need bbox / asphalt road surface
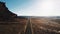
[24,18,33,34]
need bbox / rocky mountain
[0,2,17,21]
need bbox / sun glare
[15,0,56,16]
[39,1,54,16]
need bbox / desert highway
[24,17,33,34]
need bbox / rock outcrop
[0,2,17,21]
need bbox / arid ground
[0,16,60,34]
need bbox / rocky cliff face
[0,2,17,21]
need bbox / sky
[1,0,60,16]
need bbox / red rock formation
[0,2,17,21]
